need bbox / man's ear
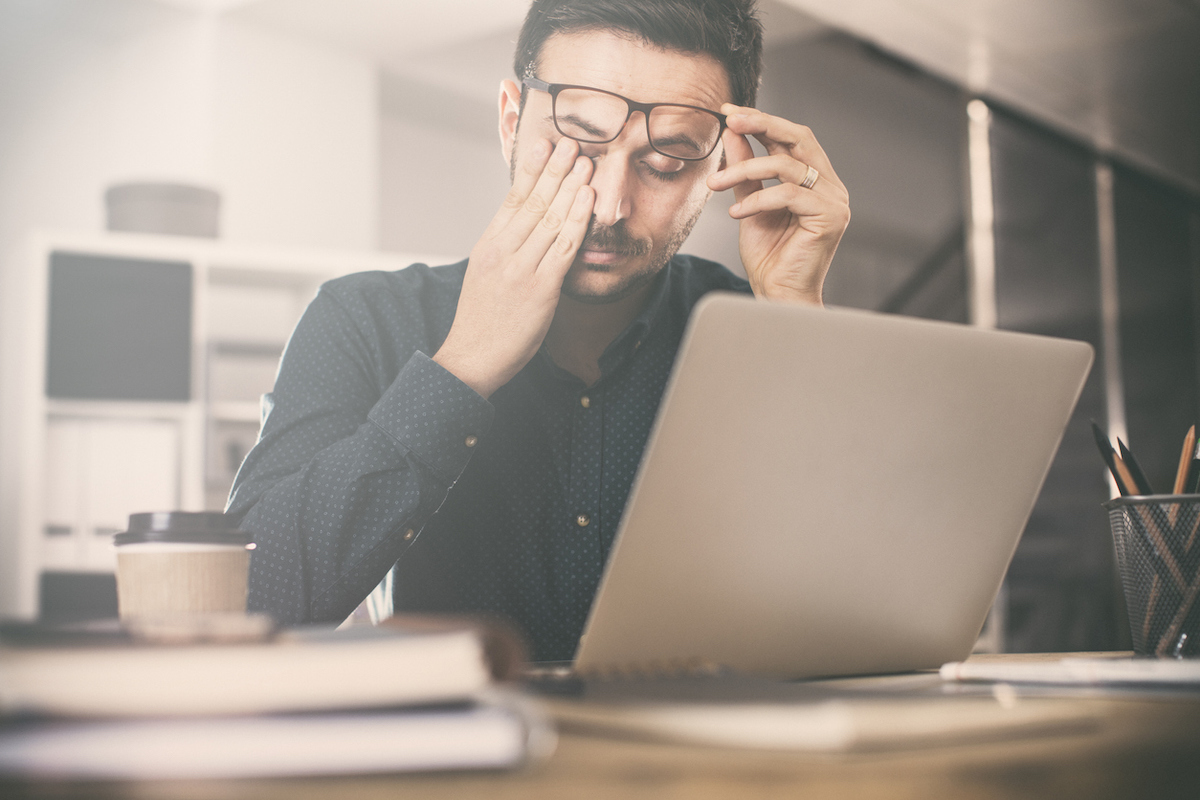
[498,79,522,168]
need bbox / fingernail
[573,157,588,173]
[730,202,741,213]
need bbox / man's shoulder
[309,259,468,322]
[319,259,469,302]
[298,259,469,348]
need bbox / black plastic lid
[113,511,251,546]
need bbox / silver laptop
[574,294,1093,679]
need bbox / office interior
[0,0,1198,660]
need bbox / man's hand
[706,105,850,306]
[434,138,595,398]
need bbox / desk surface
[6,655,1200,800]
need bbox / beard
[561,206,704,305]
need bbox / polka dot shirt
[228,255,751,661]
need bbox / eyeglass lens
[553,87,721,160]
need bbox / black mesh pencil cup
[1106,496,1200,657]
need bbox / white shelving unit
[0,229,445,620]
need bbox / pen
[1090,421,1127,495]
[1187,439,1200,495]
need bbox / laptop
[572,294,1093,679]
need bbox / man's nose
[587,153,633,227]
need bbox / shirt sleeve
[226,284,493,625]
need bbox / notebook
[573,294,1093,679]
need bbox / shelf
[2,229,446,619]
[209,402,263,423]
[45,399,192,420]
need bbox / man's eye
[643,155,686,181]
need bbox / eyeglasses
[522,77,726,162]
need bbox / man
[228,0,850,661]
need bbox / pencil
[1118,439,1155,495]
[1168,425,1196,527]
[1112,453,1141,500]
[1173,425,1196,495]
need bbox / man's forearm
[227,324,494,625]
[232,422,455,624]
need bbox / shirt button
[464,435,478,448]
[576,514,591,528]
[403,528,415,542]
[580,395,591,409]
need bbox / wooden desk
[6,656,1200,800]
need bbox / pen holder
[1105,496,1200,657]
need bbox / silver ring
[800,164,819,190]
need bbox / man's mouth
[578,248,623,265]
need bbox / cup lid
[114,511,252,546]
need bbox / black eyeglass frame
[522,77,727,162]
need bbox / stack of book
[0,617,552,780]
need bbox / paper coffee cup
[115,512,255,621]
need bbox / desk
[5,655,1200,800]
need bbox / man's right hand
[433,137,595,399]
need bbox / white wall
[379,110,506,261]
[0,1,378,251]
[212,19,379,248]
[0,0,380,617]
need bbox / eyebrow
[556,112,608,140]
[648,133,704,156]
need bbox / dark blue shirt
[228,254,751,660]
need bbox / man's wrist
[432,345,502,400]
[749,279,824,307]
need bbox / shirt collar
[595,259,676,376]
[529,257,680,387]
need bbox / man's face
[502,30,731,304]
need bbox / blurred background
[0,0,1197,654]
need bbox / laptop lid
[574,294,1094,679]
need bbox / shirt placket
[556,385,606,621]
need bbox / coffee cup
[114,512,255,621]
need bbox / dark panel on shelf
[46,252,192,401]
[38,571,118,624]
[989,110,1119,652]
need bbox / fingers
[709,152,829,197]
[538,184,595,285]
[719,127,761,205]
[727,181,850,235]
[719,104,847,196]
[494,138,588,252]
[476,134,595,282]
[484,137,553,238]
[516,156,595,272]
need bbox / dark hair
[514,0,763,108]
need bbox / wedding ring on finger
[800,164,820,190]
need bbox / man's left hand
[706,105,850,306]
